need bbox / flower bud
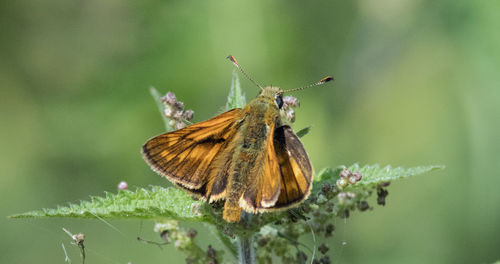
[186,229,198,239]
[163,92,177,105]
[283,96,299,108]
[336,178,348,188]
[168,120,176,128]
[377,188,389,206]
[183,110,194,121]
[319,243,329,254]
[163,107,173,118]
[339,169,351,179]
[358,200,370,211]
[174,101,184,111]
[207,245,217,260]
[173,110,184,120]
[321,182,332,195]
[118,181,128,191]
[285,109,295,123]
[348,176,357,184]
[175,122,186,130]
[325,224,335,237]
[352,171,362,181]
[73,233,85,245]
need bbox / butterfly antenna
[282,76,334,93]
[227,55,263,90]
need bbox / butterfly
[142,55,333,222]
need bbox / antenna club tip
[226,55,239,65]
[320,76,334,83]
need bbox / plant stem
[237,234,254,264]
[237,213,255,264]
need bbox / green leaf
[225,70,246,110]
[314,164,443,190]
[10,186,208,221]
[348,163,443,186]
[315,167,342,181]
[209,225,238,258]
[295,126,311,138]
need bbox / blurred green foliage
[1,0,499,263]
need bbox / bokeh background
[1,0,499,263]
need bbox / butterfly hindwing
[142,108,242,199]
[240,125,312,212]
[240,123,282,212]
[272,125,313,209]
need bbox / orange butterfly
[142,56,333,222]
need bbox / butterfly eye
[275,95,284,109]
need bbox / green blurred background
[1,0,499,263]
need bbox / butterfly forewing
[142,109,242,195]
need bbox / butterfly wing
[239,123,282,212]
[142,109,242,200]
[240,125,312,212]
[271,125,313,209]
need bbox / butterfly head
[260,86,285,109]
